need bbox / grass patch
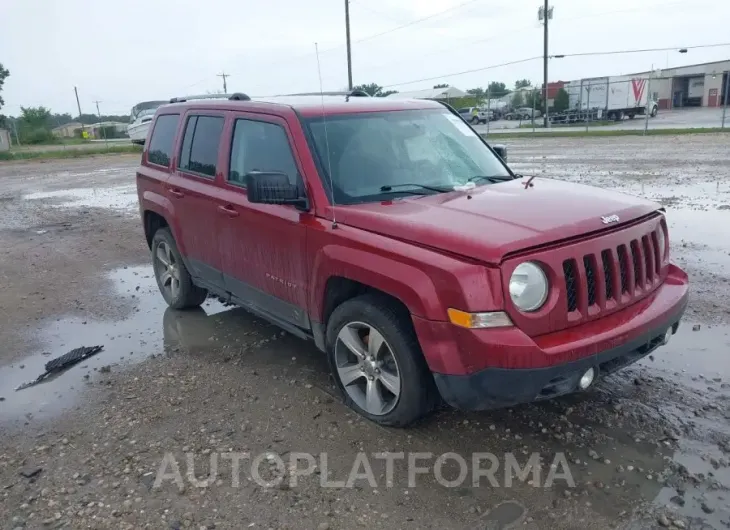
[0,144,142,161]
[482,127,730,139]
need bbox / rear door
[215,113,310,329]
[166,111,227,290]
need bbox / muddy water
[22,184,139,212]
[0,267,228,426]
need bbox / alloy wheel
[335,321,401,416]
[154,241,181,300]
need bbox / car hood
[334,177,660,264]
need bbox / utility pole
[217,72,229,93]
[539,2,553,128]
[74,86,86,138]
[722,70,729,129]
[643,66,653,136]
[345,0,353,90]
[94,100,108,147]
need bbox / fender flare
[310,244,445,322]
[141,191,185,254]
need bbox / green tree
[511,91,524,108]
[553,88,570,112]
[18,106,54,144]
[433,83,449,89]
[487,82,508,98]
[0,62,9,110]
[466,87,486,99]
[352,83,398,97]
[515,79,531,89]
[524,90,545,111]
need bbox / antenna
[315,42,337,229]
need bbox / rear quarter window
[147,114,180,167]
[179,115,224,178]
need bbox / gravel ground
[0,136,729,530]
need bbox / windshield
[130,101,167,122]
[305,109,511,205]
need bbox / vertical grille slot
[617,245,630,294]
[563,259,578,312]
[630,239,643,288]
[601,250,615,300]
[642,235,655,282]
[651,230,662,275]
[583,255,597,306]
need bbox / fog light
[579,368,595,390]
[662,328,673,345]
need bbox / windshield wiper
[379,183,451,193]
[467,175,513,184]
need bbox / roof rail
[282,90,371,98]
[169,92,251,103]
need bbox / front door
[166,112,227,290]
[216,113,310,330]
[708,89,719,107]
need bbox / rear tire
[151,228,208,309]
[628,113,635,119]
[651,106,658,117]
[326,294,436,427]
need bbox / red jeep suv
[136,91,688,427]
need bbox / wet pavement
[1,140,729,529]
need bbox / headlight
[509,262,549,312]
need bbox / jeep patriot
[136,91,689,426]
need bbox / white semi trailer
[578,76,658,120]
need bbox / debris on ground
[14,346,104,391]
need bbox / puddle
[22,185,139,212]
[640,324,730,382]
[0,266,230,427]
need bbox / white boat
[127,100,167,144]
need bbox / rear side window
[179,115,224,178]
[228,119,298,187]
[147,114,179,167]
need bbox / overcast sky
[1,0,729,116]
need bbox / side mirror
[492,144,507,162]
[245,171,308,209]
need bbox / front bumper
[434,313,682,410]
[415,265,689,410]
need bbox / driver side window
[228,119,299,188]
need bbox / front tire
[326,295,435,427]
[151,228,208,309]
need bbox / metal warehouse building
[633,59,730,110]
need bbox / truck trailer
[561,76,658,121]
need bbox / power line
[216,0,484,84]
[352,0,483,44]
[349,0,409,24]
[382,56,543,88]
[378,40,730,90]
[552,42,730,59]
[325,0,693,86]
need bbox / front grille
[583,255,597,306]
[618,245,630,293]
[563,260,578,312]
[601,250,614,300]
[562,227,663,315]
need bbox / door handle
[217,205,240,218]
[168,188,184,198]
